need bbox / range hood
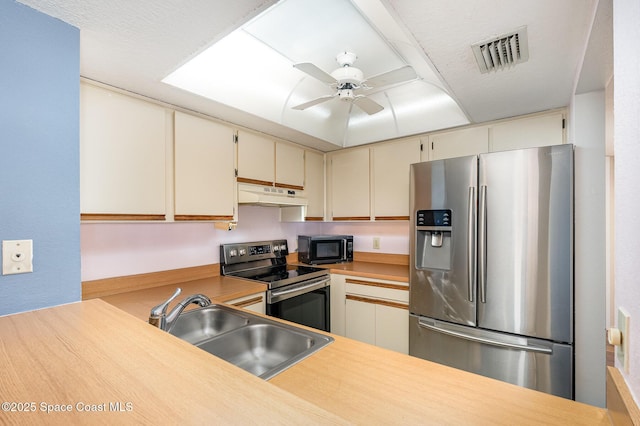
[237,183,308,207]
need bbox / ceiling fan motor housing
[331,66,364,86]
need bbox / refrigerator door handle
[417,318,553,354]
[478,185,487,303]
[467,187,476,302]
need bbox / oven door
[266,276,330,332]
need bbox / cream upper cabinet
[490,111,565,152]
[80,83,167,220]
[275,142,305,189]
[426,126,489,161]
[304,150,325,220]
[329,147,370,220]
[174,111,235,220]
[372,138,421,220]
[237,131,275,186]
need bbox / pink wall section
[81,205,410,281]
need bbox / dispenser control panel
[416,209,452,227]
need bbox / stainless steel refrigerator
[408,144,574,399]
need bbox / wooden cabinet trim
[275,183,304,191]
[81,213,166,221]
[374,216,410,221]
[333,217,371,221]
[345,278,408,291]
[304,217,324,221]
[237,177,274,187]
[231,296,264,308]
[346,294,408,310]
[175,215,234,221]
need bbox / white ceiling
[17,0,611,152]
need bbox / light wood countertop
[0,299,346,424]
[100,275,266,321]
[270,335,609,425]
[323,261,409,282]
[38,262,609,424]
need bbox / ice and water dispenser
[415,209,452,270]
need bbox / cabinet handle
[346,294,408,310]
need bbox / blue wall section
[0,0,81,314]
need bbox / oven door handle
[268,277,330,304]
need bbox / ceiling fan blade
[364,65,417,88]
[292,94,336,110]
[353,96,384,115]
[293,63,337,84]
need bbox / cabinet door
[275,142,304,189]
[174,112,235,220]
[330,148,370,220]
[330,274,346,336]
[373,139,421,220]
[237,131,275,186]
[345,298,376,345]
[305,150,325,220]
[80,83,166,219]
[490,112,565,152]
[376,304,409,354]
[226,293,266,315]
[428,126,489,161]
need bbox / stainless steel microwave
[297,235,353,265]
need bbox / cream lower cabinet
[330,274,347,336]
[225,292,266,315]
[343,277,409,354]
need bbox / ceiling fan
[292,51,417,115]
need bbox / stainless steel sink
[168,306,249,344]
[167,304,333,380]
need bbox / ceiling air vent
[471,26,529,73]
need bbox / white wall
[81,205,321,281]
[571,90,607,406]
[613,0,640,403]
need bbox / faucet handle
[149,287,182,318]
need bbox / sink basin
[168,306,249,344]
[167,304,333,380]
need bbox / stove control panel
[220,239,288,265]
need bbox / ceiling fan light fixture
[338,89,355,101]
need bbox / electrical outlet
[617,307,631,373]
[2,240,33,275]
[373,237,380,250]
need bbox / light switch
[2,239,33,275]
[617,307,630,374]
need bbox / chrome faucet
[149,288,211,331]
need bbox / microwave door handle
[343,239,347,261]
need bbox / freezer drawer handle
[417,318,553,354]
[467,186,476,302]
